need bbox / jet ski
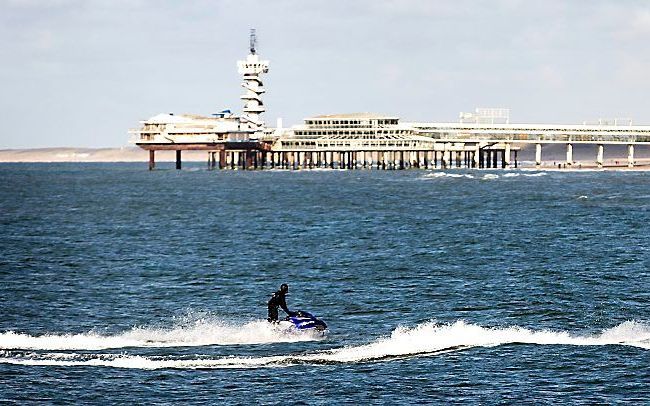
[280,310,327,332]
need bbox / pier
[130,31,650,171]
[140,141,272,171]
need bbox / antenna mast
[249,28,257,54]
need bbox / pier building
[130,29,272,170]
[131,31,650,170]
[272,113,513,170]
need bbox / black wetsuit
[267,290,291,322]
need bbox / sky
[1,0,650,148]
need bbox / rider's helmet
[280,283,289,293]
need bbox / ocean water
[1,163,649,404]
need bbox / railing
[418,130,650,143]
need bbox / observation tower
[237,29,269,135]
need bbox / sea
[1,162,649,404]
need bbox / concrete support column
[535,143,542,168]
[492,150,498,168]
[628,144,635,168]
[514,150,518,168]
[246,151,254,170]
[219,150,226,169]
[566,143,573,167]
[175,150,182,170]
[148,150,155,171]
[596,144,604,169]
[473,146,480,168]
[504,143,511,168]
[207,152,213,170]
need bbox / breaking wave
[0,317,323,351]
[1,320,647,370]
[422,172,547,180]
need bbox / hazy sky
[2,0,650,148]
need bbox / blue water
[1,163,649,404]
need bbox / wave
[423,172,475,179]
[422,172,547,181]
[0,318,323,351]
[1,320,647,370]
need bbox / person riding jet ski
[267,283,296,323]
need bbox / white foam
[0,318,323,350]
[423,172,475,179]
[422,171,551,180]
[1,320,647,370]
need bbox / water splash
[1,320,647,370]
[0,317,323,350]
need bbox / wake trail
[1,320,648,370]
[0,317,323,351]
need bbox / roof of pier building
[304,113,401,127]
[142,113,238,124]
[310,113,398,120]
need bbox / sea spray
[0,317,323,351]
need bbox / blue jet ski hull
[284,310,327,331]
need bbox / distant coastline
[0,147,209,163]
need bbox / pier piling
[175,150,182,170]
